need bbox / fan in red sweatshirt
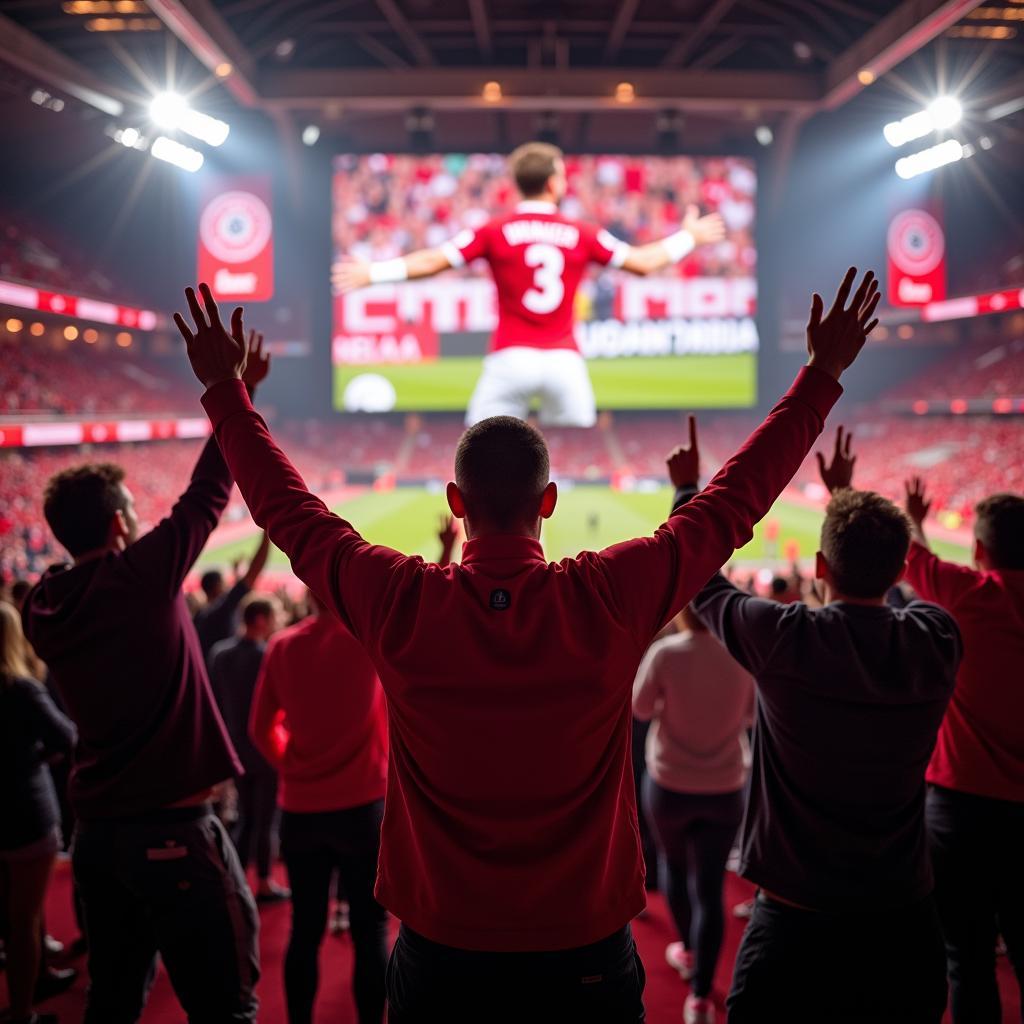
[176,272,878,955]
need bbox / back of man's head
[975,493,1024,570]
[43,463,127,558]
[242,594,276,629]
[454,416,550,532]
[821,489,911,599]
[200,570,224,599]
[508,142,563,198]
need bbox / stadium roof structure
[1,0,1023,173]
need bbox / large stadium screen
[331,153,758,413]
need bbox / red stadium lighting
[30,322,45,337]
[83,328,99,344]
[116,331,133,348]
[992,398,1013,414]
[912,400,929,415]
[950,399,968,414]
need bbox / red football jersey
[441,201,629,352]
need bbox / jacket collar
[460,534,546,566]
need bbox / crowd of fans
[0,216,120,301]
[0,270,1021,1024]
[332,153,757,284]
[886,333,1024,403]
[0,344,196,417]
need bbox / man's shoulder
[208,635,241,661]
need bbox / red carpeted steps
[21,858,1020,1022]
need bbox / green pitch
[199,486,969,571]
[333,354,757,411]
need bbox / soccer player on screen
[334,143,726,427]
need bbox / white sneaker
[665,941,695,980]
[684,994,716,1024]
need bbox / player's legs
[536,350,597,428]
[465,348,540,425]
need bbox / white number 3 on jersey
[522,243,565,314]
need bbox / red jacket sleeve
[121,433,233,599]
[904,540,981,610]
[595,366,842,643]
[201,379,412,642]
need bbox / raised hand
[816,425,856,493]
[683,205,726,247]
[173,283,247,389]
[806,268,881,381]
[242,329,271,393]
[331,257,372,295]
[905,476,932,531]
[666,415,700,489]
[437,513,459,566]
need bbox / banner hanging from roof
[198,176,274,302]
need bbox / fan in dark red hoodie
[173,272,880,1022]
[22,320,270,1024]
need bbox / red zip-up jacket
[201,366,841,952]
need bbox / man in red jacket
[903,479,1024,1023]
[173,271,879,1021]
[249,591,388,1024]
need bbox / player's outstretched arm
[332,249,453,293]
[618,206,726,276]
[175,284,407,642]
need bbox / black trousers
[386,923,646,1023]
[280,800,388,1024]
[233,769,278,879]
[728,893,947,1023]
[72,807,259,1024]
[927,784,1024,1024]
[642,776,743,997]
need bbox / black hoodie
[23,435,242,820]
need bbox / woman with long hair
[0,600,76,1024]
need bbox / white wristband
[663,229,696,264]
[368,258,408,284]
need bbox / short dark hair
[43,463,128,557]
[200,570,224,598]
[454,416,550,530]
[508,142,563,198]
[242,594,275,627]
[975,493,1024,569]
[821,489,911,599]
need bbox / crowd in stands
[0,216,122,301]
[0,344,197,417]
[886,333,1024,402]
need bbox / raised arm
[903,476,981,607]
[175,285,408,643]
[437,513,459,568]
[240,530,272,590]
[123,322,269,598]
[691,573,791,677]
[618,206,726,276]
[598,268,880,641]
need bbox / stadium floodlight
[883,96,962,148]
[301,124,320,146]
[151,135,204,172]
[149,90,230,147]
[894,138,964,180]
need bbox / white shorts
[465,347,597,428]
